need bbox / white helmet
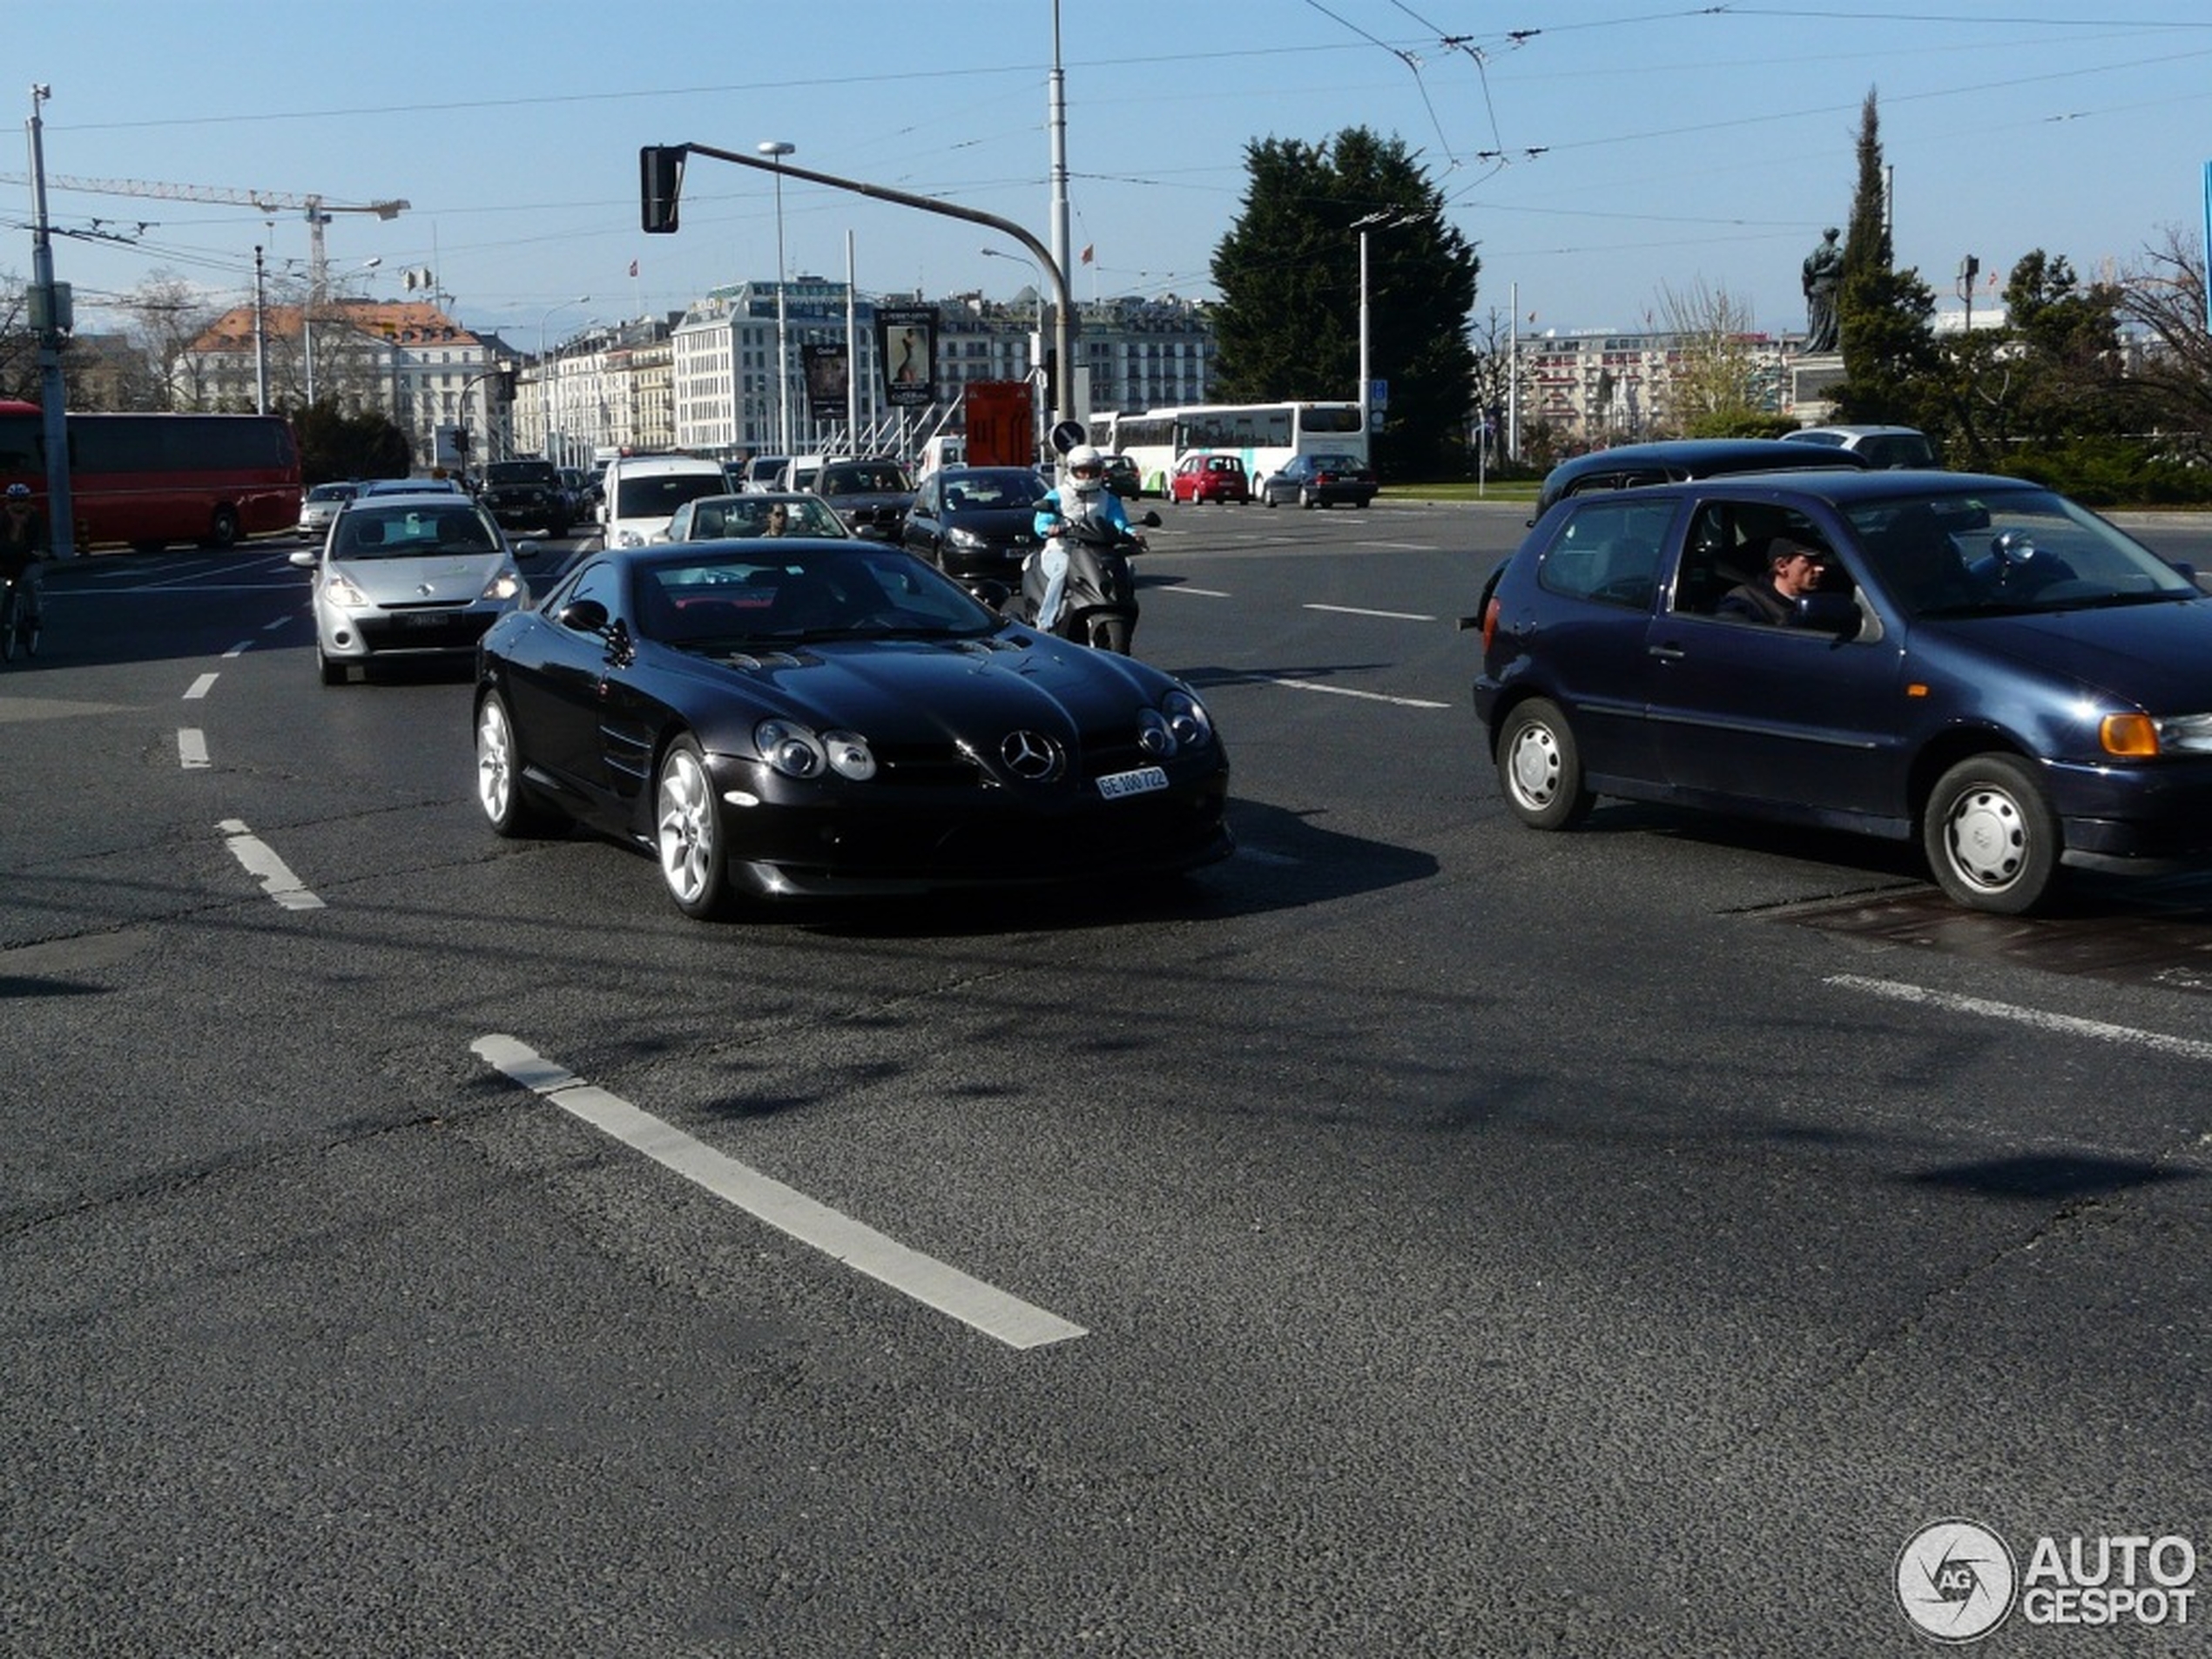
[1065,444,1104,496]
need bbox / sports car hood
[332,551,514,604]
[678,632,1170,743]
[1926,598,2212,709]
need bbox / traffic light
[640,145,687,233]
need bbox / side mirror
[287,549,316,570]
[556,597,610,635]
[1137,510,1163,529]
[512,538,543,561]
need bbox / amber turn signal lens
[2101,713,2160,757]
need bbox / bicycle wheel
[19,590,40,658]
[0,585,17,665]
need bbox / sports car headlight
[823,730,877,780]
[1161,688,1213,749]
[755,718,825,778]
[482,566,523,601]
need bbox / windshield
[680,496,848,539]
[1846,489,2198,620]
[487,462,555,483]
[821,463,912,495]
[940,470,1049,510]
[617,473,726,520]
[334,506,501,558]
[633,544,1001,645]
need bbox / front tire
[1495,698,1593,831]
[1923,753,2059,914]
[206,505,241,550]
[1087,614,1132,654]
[476,690,570,837]
[655,735,736,920]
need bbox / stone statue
[1802,227,1843,354]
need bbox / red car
[1169,454,1251,505]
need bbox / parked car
[472,536,1233,919]
[297,481,357,537]
[1102,453,1143,501]
[813,457,916,541]
[1169,454,1251,505]
[289,491,532,685]
[478,459,574,537]
[659,492,849,542]
[1258,452,1378,509]
[901,465,1054,586]
[1533,438,1869,519]
[1782,424,1939,469]
[598,454,729,549]
[1471,467,2212,914]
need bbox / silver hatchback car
[296,481,357,537]
[289,492,533,685]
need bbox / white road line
[1155,585,1232,598]
[262,616,290,631]
[184,673,219,699]
[1305,603,1436,622]
[1830,974,2212,1062]
[1268,676,1451,710]
[470,1035,1089,1352]
[178,729,210,769]
[217,818,325,910]
[225,639,255,655]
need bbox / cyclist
[1,482,50,658]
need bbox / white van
[597,455,728,548]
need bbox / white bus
[1089,401,1366,496]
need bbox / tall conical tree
[1834,90,1938,424]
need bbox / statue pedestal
[1791,354,1844,424]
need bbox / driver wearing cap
[1717,535,1827,625]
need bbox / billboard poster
[802,343,849,423]
[877,305,939,409]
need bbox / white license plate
[1096,765,1169,799]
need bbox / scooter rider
[1030,444,1130,631]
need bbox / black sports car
[474,537,1233,918]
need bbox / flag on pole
[1079,245,1094,265]
[628,259,639,278]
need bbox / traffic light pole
[639,143,1076,432]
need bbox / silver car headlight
[324,569,369,608]
[482,566,523,602]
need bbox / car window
[1538,499,1676,610]
[1675,502,1838,617]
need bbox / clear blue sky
[10,1,2211,355]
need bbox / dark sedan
[813,457,915,541]
[474,536,1232,919]
[1532,437,1869,518]
[1258,452,1378,509]
[1472,469,2212,914]
[901,466,1052,585]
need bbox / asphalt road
[3,501,2209,1656]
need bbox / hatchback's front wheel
[1923,753,2059,914]
[1495,698,1592,831]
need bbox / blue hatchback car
[1471,469,2212,914]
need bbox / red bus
[0,400,300,551]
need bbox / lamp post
[981,245,1049,459]
[759,139,796,456]
[537,295,590,464]
[306,256,380,406]
[1352,211,1417,444]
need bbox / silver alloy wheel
[1505,721,1562,811]
[476,697,518,825]
[657,745,717,907]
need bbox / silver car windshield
[334,508,499,558]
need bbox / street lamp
[1353,211,1418,443]
[759,139,795,456]
[307,256,380,406]
[538,295,590,465]
[981,245,1049,458]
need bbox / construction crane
[0,172,408,300]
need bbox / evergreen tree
[1832,91,1939,426]
[1210,127,1479,476]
